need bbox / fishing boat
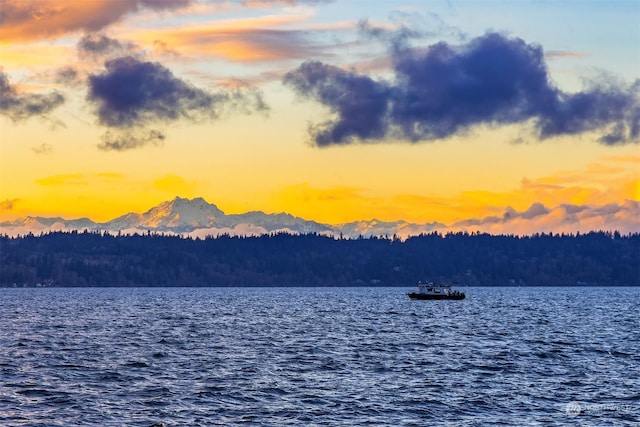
[407,281,465,300]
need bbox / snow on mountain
[225,211,334,234]
[0,216,100,236]
[106,196,225,231]
[0,198,440,238]
[2,198,637,238]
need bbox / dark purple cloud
[284,32,640,146]
[0,70,64,122]
[283,61,391,145]
[87,56,267,150]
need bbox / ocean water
[0,287,638,426]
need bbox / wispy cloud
[0,198,21,211]
[545,50,588,59]
[0,0,333,44]
[284,32,640,146]
[35,173,87,186]
[32,142,53,154]
[0,70,64,122]
[97,129,165,151]
[77,33,139,59]
[0,0,194,42]
[35,172,124,186]
[128,11,330,63]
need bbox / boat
[407,281,465,300]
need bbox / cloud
[356,11,463,48]
[0,70,64,122]
[521,178,563,190]
[357,18,424,50]
[87,56,268,149]
[237,0,333,6]
[54,66,81,85]
[77,34,139,59]
[0,0,332,44]
[283,61,392,145]
[88,56,266,127]
[97,129,165,151]
[132,12,326,63]
[449,200,640,235]
[284,32,640,146]
[32,142,54,154]
[545,50,588,59]
[0,198,21,211]
[0,0,194,42]
[152,40,180,57]
[35,173,86,186]
[35,172,125,186]
[521,202,549,219]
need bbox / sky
[0,0,639,235]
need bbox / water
[1,287,638,426]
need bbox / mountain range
[2,196,638,238]
[0,197,443,239]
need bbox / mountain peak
[1,197,448,238]
[109,197,225,231]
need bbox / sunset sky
[1,0,639,234]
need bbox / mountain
[4,197,635,238]
[226,211,334,234]
[0,216,101,235]
[0,197,340,237]
[106,197,225,232]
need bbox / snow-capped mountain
[106,197,225,231]
[0,197,336,237]
[0,196,443,238]
[226,211,333,234]
[3,197,636,238]
[0,216,101,235]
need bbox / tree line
[1,231,638,287]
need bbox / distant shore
[2,231,638,287]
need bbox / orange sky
[1,0,638,235]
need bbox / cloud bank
[449,200,640,236]
[0,70,64,122]
[0,0,194,42]
[87,56,268,150]
[284,32,640,146]
[0,0,332,43]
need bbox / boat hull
[407,292,465,300]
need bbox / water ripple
[0,287,638,426]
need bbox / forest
[1,231,638,287]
